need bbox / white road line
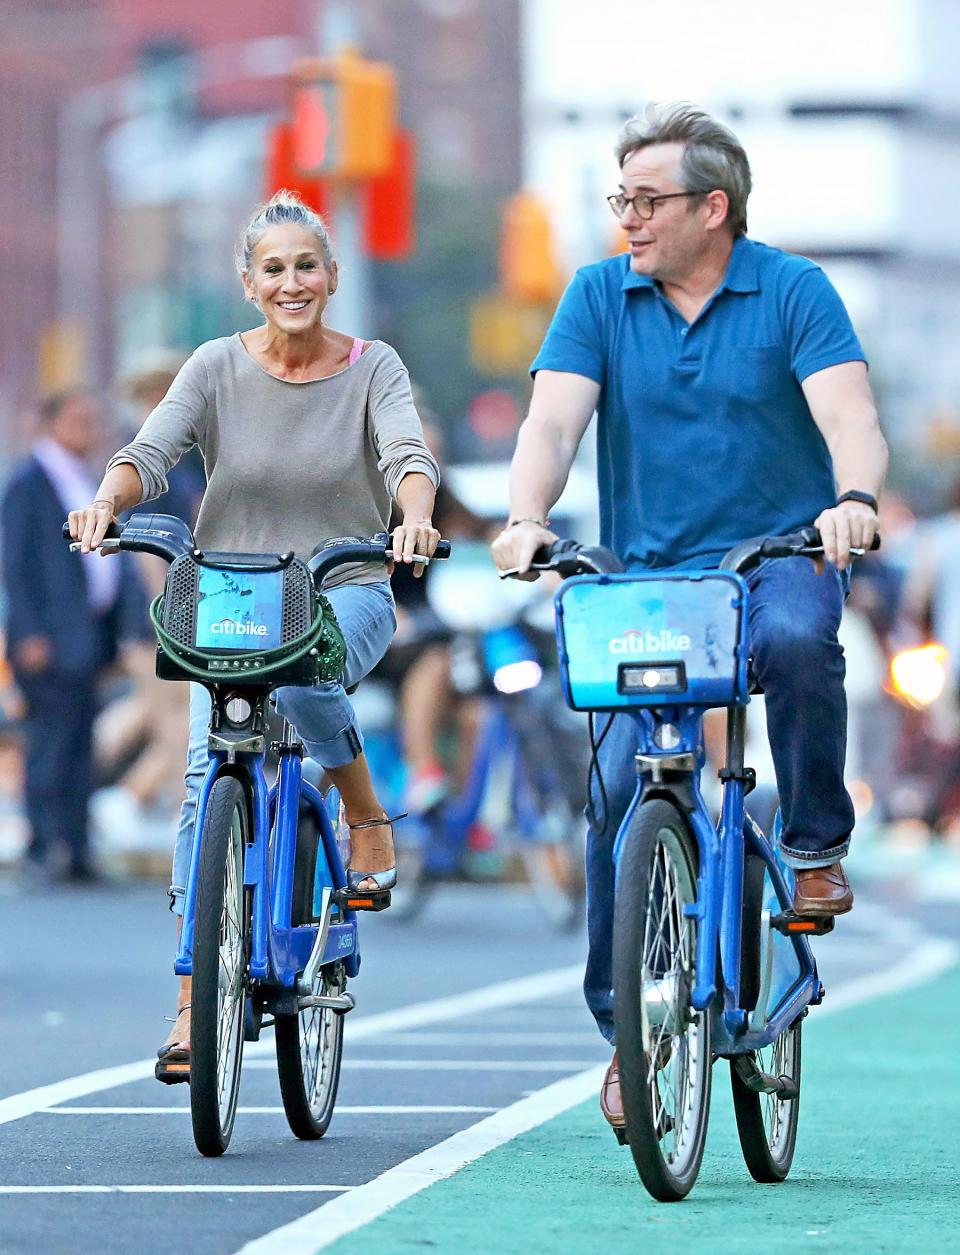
[40,1106,499,1116]
[355,1031,600,1046]
[235,1065,607,1255]
[235,931,960,1255]
[245,1058,600,1072]
[0,1185,351,1195]
[816,937,959,1017]
[0,963,582,1128]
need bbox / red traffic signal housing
[361,129,416,261]
[291,52,397,181]
[264,121,330,218]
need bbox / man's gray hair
[616,102,752,236]
[235,189,335,277]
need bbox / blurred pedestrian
[92,354,208,842]
[0,390,146,881]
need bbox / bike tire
[730,851,802,1182]
[511,709,586,932]
[190,775,249,1157]
[613,798,712,1201]
[276,963,345,1139]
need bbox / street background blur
[1,0,960,879]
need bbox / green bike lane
[317,958,960,1255]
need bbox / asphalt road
[0,845,957,1255]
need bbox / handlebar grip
[62,519,122,542]
[434,540,452,559]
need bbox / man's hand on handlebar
[813,500,879,573]
[491,519,558,582]
[67,500,121,556]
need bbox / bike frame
[611,700,821,1057]
[174,700,360,990]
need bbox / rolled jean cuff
[301,720,364,770]
[777,836,850,870]
[168,884,185,916]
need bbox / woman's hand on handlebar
[490,519,558,582]
[67,500,121,556]
[389,516,442,579]
[813,500,879,572]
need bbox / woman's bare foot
[344,813,396,890]
[160,1002,191,1054]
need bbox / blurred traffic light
[499,191,561,304]
[264,121,330,217]
[361,130,416,261]
[470,290,553,376]
[291,51,397,181]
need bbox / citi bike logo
[608,628,692,654]
[211,618,269,639]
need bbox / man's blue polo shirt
[531,235,866,570]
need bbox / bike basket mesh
[152,555,345,685]
[553,572,748,711]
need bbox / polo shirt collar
[620,235,759,294]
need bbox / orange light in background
[499,190,562,304]
[290,52,397,181]
[848,779,874,819]
[886,643,949,709]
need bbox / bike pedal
[334,888,392,913]
[771,911,836,937]
[154,1059,190,1085]
[612,1125,629,1147]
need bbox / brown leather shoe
[793,862,853,917]
[600,1051,625,1130]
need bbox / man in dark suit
[1,390,146,880]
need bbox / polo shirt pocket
[738,346,786,399]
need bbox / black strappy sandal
[155,1002,191,1085]
[341,813,406,911]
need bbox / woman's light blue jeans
[168,580,396,915]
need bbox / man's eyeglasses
[606,190,705,220]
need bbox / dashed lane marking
[0,963,582,1128]
[40,1106,499,1116]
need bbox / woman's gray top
[107,334,439,587]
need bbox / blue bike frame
[175,738,360,987]
[611,702,821,1057]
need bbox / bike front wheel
[276,963,345,1139]
[612,798,711,1201]
[190,775,249,1157]
[730,851,802,1181]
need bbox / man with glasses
[490,102,886,1136]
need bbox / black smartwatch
[836,490,878,513]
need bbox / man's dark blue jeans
[583,555,853,1044]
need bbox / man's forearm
[507,417,578,524]
[829,411,888,500]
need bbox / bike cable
[586,711,616,836]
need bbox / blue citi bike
[509,526,876,1201]
[66,513,449,1156]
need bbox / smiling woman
[66,189,442,1081]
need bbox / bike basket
[150,553,346,687]
[553,572,749,711]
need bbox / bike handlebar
[62,513,452,579]
[500,527,880,580]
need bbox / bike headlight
[224,694,253,726]
[493,660,543,694]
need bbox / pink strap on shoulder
[348,338,365,366]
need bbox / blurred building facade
[522,0,960,501]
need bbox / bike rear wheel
[276,963,345,1139]
[730,851,802,1182]
[613,798,711,1201]
[190,775,249,1157]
